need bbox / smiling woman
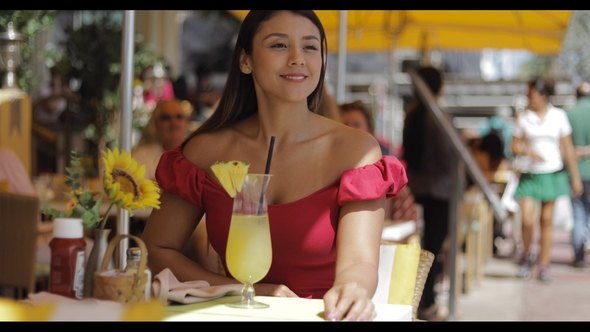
[141,10,408,322]
[239,13,323,108]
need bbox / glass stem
[241,282,255,304]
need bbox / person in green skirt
[511,76,583,283]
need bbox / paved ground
[436,223,590,321]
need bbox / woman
[133,99,192,180]
[512,76,583,283]
[142,10,407,321]
[340,100,393,156]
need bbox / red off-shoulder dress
[156,146,408,299]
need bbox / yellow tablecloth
[164,295,412,322]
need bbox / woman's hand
[254,283,299,297]
[528,149,544,162]
[323,282,377,322]
[572,178,584,198]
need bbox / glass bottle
[123,247,152,300]
[49,218,86,299]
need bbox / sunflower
[65,197,78,217]
[102,148,161,218]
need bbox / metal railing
[407,67,508,321]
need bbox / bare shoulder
[182,127,237,171]
[322,117,382,169]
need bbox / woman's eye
[305,45,319,51]
[271,43,287,49]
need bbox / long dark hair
[182,10,327,146]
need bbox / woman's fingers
[323,283,375,321]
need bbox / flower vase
[83,228,113,298]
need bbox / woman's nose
[289,48,305,66]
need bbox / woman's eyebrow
[302,35,320,42]
[262,33,320,42]
[262,32,287,41]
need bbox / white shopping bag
[500,171,520,214]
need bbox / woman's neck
[532,104,548,119]
[253,99,315,143]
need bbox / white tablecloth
[164,295,412,321]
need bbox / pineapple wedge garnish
[210,160,250,198]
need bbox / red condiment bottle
[49,218,86,299]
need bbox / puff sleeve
[337,155,408,206]
[155,146,207,207]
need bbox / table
[164,296,412,322]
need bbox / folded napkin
[372,242,420,305]
[152,268,242,305]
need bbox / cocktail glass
[225,173,273,309]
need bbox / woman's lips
[281,74,307,82]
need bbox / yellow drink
[226,214,272,284]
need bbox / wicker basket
[93,234,148,304]
[412,249,435,321]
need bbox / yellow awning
[228,10,572,55]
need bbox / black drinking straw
[258,136,275,214]
[264,136,276,174]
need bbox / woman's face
[527,86,547,111]
[241,11,322,106]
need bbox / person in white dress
[511,76,583,283]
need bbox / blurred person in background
[0,146,63,291]
[0,147,36,196]
[133,99,192,180]
[30,65,79,174]
[131,98,218,273]
[140,62,176,113]
[512,76,582,283]
[478,105,514,161]
[340,99,417,223]
[566,81,590,268]
[402,66,452,321]
[191,65,223,124]
[340,100,393,156]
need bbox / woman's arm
[574,145,590,160]
[511,135,523,156]
[561,134,583,197]
[512,135,543,161]
[141,190,239,285]
[323,197,385,322]
[322,136,385,322]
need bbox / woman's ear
[239,50,251,74]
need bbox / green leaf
[72,204,88,218]
[85,197,103,229]
[91,196,103,214]
[42,207,64,220]
[79,190,95,207]
[65,167,79,175]
[81,211,98,229]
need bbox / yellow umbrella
[228,10,572,55]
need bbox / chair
[0,192,40,299]
[373,240,434,321]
